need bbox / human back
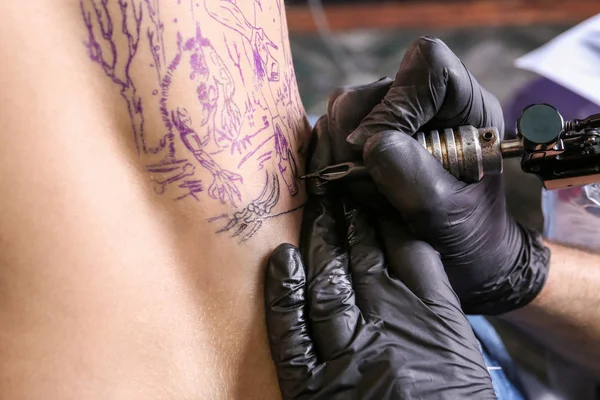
[0,0,308,398]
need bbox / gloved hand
[319,36,550,315]
[264,192,496,399]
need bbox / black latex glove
[319,36,550,315]
[264,192,496,399]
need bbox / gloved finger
[306,115,334,174]
[301,196,361,361]
[347,36,483,148]
[303,82,367,177]
[377,218,462,311]
[326,78,395,204]
[305,79,393,197]
[305,116,336,195]
[265,243,318,390]
[328,77,394,163]
[363,130,465,217]
[342,200,390,317]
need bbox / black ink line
[264,203,306,219]
[216,171,280,242]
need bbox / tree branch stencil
[81,0,169,156]
[171,107,243,207]
[81,1,246,206]
[144,0,166,82]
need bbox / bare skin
[503,241,600,379]
[0,0,309,398]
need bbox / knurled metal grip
[415,126,503,183]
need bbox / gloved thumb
[306,115,334,174]
[363,130,465,217]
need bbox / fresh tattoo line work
[80,0,305,241]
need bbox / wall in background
[289,24,571,116]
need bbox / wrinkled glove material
[265,195,497,399]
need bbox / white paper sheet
[514,14,600,107]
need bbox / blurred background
[285,0,599,116]
[284,1,600,398]
[285,0,600,240]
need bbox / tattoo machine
[301,104,600,190]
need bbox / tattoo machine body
[302,104,600,190]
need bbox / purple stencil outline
[81,0,306,237]
[145,0,166,82]
[204,0,300,197]
[81,0,175,156]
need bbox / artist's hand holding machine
[264,36,600,398]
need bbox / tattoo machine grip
[414,125,515,183]
[303,126,523,187]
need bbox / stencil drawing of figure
[205,0,298,196]
[179,26,244,151]
[171,107,243,207]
